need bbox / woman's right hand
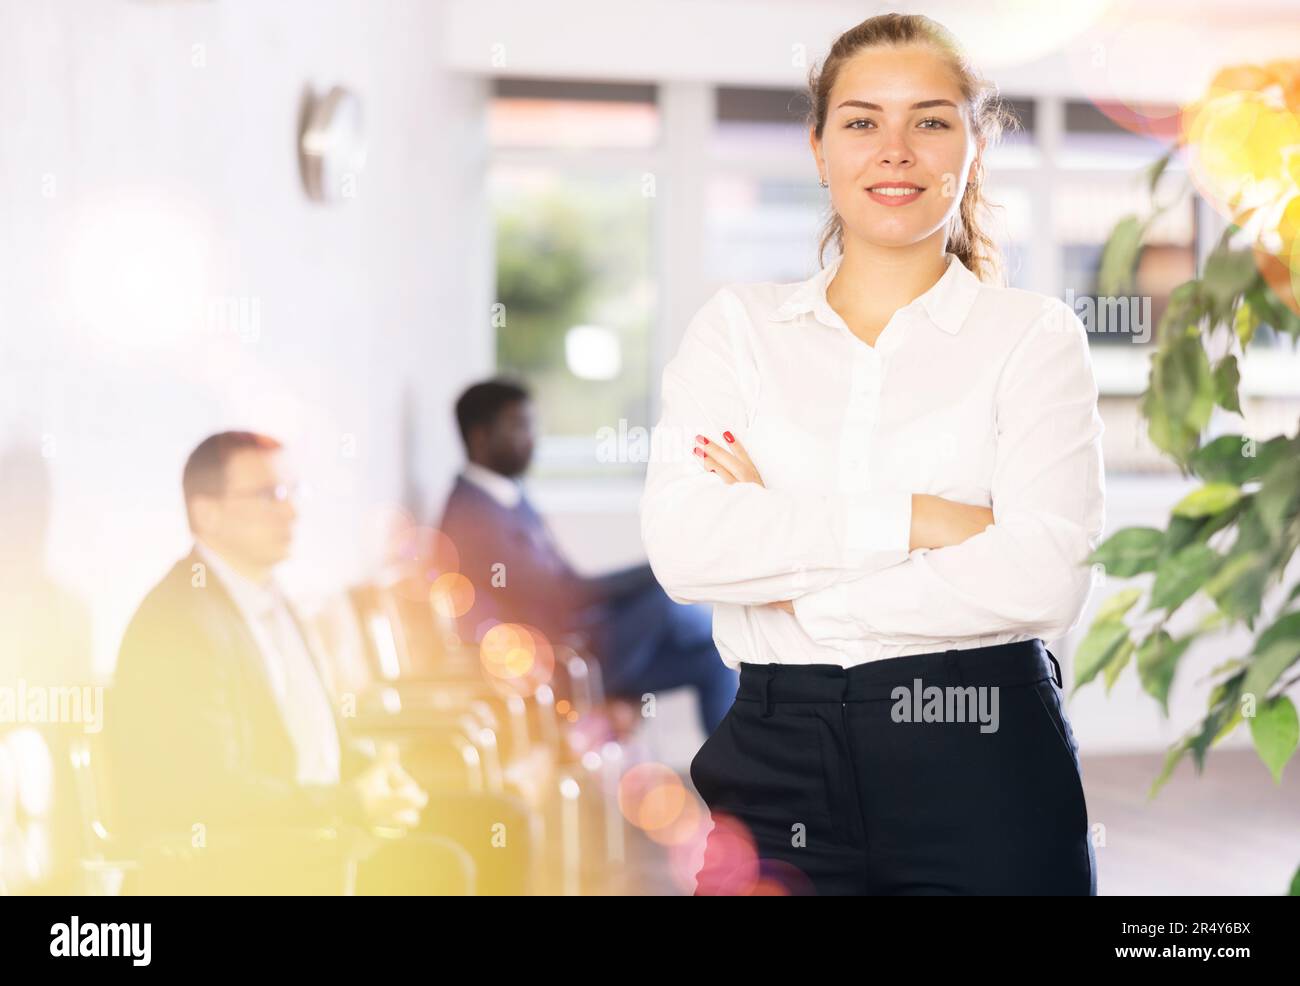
[910,494,994,551]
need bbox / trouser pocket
[1030,678,1090,839]
[690,701,837,843]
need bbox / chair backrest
[349,579,481,681]
[0,725,66,893]
[66,726,116,859]
[310,589,383,697]
[427,582,479,668]
[347,583,409,682]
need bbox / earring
[819,176,828,188]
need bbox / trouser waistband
[737,639,1061,713]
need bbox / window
[713,85,811,158]
[707,86,825,286]
[1060,99,1181,169]
[489,78,660,149]
[1056,174,1198,347]
[706,175,825,285]
[488,80,660,480]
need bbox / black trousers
[689,639,1096,895]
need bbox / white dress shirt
[638,251,1106,669]
[461,461,524,509]
[194,540,341,784]
[460,462,572,576]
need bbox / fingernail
[696,434,708,444]
[693,447,705,458]
[723,431,735,443]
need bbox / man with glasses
[108,431,478,893]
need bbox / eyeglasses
[221,481,306,504]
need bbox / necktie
[517,495,568,576]
[256,589,341,786]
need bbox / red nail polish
[696,434,708,444]
[693,447,705,458]
[723,431,735,443]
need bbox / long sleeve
[792,298,1106,644]
[639,287,913,607]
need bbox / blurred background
[1,0,1299,896]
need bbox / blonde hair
[806,12,1019,284]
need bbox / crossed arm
[792,301,1106,644]
[639,289,1105,645]
[639,288,915,607]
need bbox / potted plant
[1080,59,1300,894]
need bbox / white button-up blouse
[638,251,1106,669]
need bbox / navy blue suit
[437,473,737,733]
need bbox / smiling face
[811,43,980,251]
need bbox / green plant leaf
[1187,435,1248,483]
[1103,636,1134,694]
[1204,551,1268,621]
[1252,610,1300,662]
[1212,354,1242,415]
[1163,280,1204,326]
[1201,247,1259,310]
[1097,586,1144,622]
[1188,433,1290,485]
[1144,334,1216,462]
[1249,696,1298,783]
[1157,508,1238,561]
[1148,735,1192,799]
[1145,150,1173,197]
[1212,700,1244,745]
[1205,656,1248,678]
[1149,543,1219,613]
[1089,527,1163,576]
[1247,280,1300,342]
[1135,629,1192,715]
[1254,455,1300,537]
[1099,215,1144,298]
[1172,483,1242,518]
[1189,677,1246,770]
[1073,619,1132,694]
[1241,612,1300,701]
[1197,608,1231,634]
[1234,297,1260,348]
[1232,502,1271,554]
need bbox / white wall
[443,0,1300,98]
[0,0,493,677]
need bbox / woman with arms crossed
[640,13,1104,895]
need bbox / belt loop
[944,649,964,687]
[1046,649,1063,689]
[761,666,775,717]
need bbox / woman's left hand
[693,430,793,614]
